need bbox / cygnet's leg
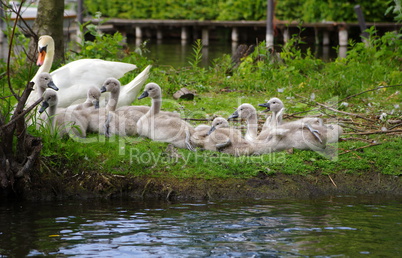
[216,139,232,151]
[185,128,195,151]
[305,123,322,143]
[104,113,112,138]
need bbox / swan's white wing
[117,65,152,107]
[50,59,136,89]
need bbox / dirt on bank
[16,169,402,201]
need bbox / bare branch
[294,93,377,122]
[338,84,402,104]
[2,96,42,130]
[339,143,381,155]
[6,0,27,101]
[344,129,402,135]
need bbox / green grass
[2,29,402,180]
[38,129,402,179]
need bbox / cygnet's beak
[258,102,270,112]
[39,100,49,113]
[138,91,149,100]
[228,110,239,119]
[207,126,217,135]
[47,80,59,91]
[100,86,107,93]
[94,100,100,109]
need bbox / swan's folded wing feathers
[50,59,136,89]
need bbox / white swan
[28,35,151,108]
[136,83,195,150]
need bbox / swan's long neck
[44,104,57,133]
[149,95,161,116]
[32,50,54,89]
[82,100,92,109]
[271,110,282,127]
[245,112,258,141]
[106,87,120,112]
[37,85,47,100]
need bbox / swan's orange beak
[36,46,47,66]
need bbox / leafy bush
[84,0,394,22]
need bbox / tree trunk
[29,0,65,65]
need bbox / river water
[1,195,401,257]
[133,39,339,68]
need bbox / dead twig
[389,123,402,130]
[339,143,381,155]
[338,84,402,104]
[295,93,377,123]
[341,137,377,143]
[328,175,337,188]
[344,129,402,135]
[183,118,212,122]
[316,101,376,123]
[6,0,25,101]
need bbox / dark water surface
[1,196,401,257]
[134,39,339,68]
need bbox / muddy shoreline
[17,169,402,201]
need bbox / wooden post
[354,5,369,41]
[77,0,83,24]
[135,26,143,40]
[314,27,320,45]
[181,27,188,42]
[156,29,163,40]
[231,27,239,42]
[339,46,347,59]
[323,30,330,46]
[202,27,209,46]
[74,0,84,43]
[283,28,289,43]
[338,26,348,46]
[120,30,127,44]
[266,0,274,47]
[0,5,4,44]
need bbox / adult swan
[28,35,150,108]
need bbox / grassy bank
[1,27,402,199]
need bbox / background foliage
[84,0,394,22]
